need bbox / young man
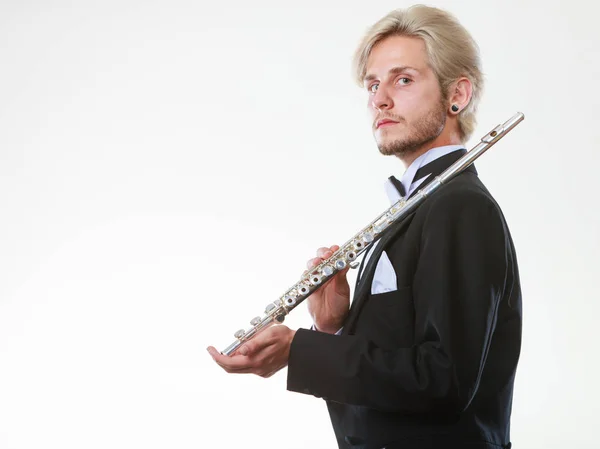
[208,5,522,449]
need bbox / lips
[376,119,399,129]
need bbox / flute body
[220,112,525,356]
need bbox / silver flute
[220,112,525,356]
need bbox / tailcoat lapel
[343,149,475,334]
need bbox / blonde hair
[352,5,484,141]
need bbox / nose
[371,85,393,111]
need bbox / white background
[1,0,599,448]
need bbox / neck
[399,122,463,168]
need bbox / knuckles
[307,245,338,270]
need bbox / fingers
[207,326,290,377]
[317,245,340,258]
[207,326,281,371]
[306,257,323,270]
[208,346,276,376]
[207,346,254,372]
[305,245,340,271]
[238,338,275,357]
[316,247,332,258]
[207,346,268,374]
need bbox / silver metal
[322,265,334,276]
[264,303,276,313]
[309,274,322,285]
[219,112,525,356]
[335,259,347,270]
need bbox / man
[208,5,522,449]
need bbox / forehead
[365,35,430,78]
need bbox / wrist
[286,328,297,357]
[313,322,342,334]
[288,328,297,342]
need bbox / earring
[451,104,459,112]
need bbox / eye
[397,77,412,86]
[368,83,379,94]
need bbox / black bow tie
[388,175,406,197]
[388,149,468,198]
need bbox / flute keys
[362,232,374,243]
[284,295,297,306]
[234,329,245,339]
[250,316,261,326]
[373,216,389,233]
[322,265,334,277]
[309,274,322,285]
[335,259,347,270]
[265,303,276,313]
[297,284,310,296]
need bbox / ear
[447,77,473,115]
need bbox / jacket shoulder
[416,172,503,224]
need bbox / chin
[376,131,403,147]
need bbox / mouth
[376,119,399,129]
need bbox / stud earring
[451,104,459,112]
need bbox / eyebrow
[363,66,420,84]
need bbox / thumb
[337,265,351,278]
[238,343,254,356]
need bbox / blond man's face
[364,35,448,159]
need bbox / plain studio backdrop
[0,0,598,448]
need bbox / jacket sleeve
[286,188,509,413]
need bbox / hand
[207,325,296,378]
[305,245,350,334]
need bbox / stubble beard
[376,100,447,159]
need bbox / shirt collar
[384,144,465,204]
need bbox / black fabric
[287,150,522,449]
[410,148,471,196]
[387,175,406,197]
[355,149,471,287]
